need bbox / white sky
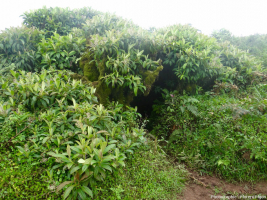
[1,0,267,36]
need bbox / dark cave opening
[131,64,178,126]
[130,63,217,127]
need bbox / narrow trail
[180,169,267,200]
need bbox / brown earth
[180,169,267,200]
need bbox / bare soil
[180,169,267,200]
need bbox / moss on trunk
[79,52,163,106]
[141,65,163,96]
[80,53,99,81]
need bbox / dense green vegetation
[0,6,267,199]
[150,85,267,182]
[212,28,267,69]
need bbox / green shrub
[0,68,146,199]
[21,6,100,38]
[0,68,96,113]
[212,29,267,69]
[37,32,86,71]
[79,13,163,103]
[0,26,44,71]
[218,41,263,87]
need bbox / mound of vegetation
[0,5,267,199]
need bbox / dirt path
[181,169,267,200]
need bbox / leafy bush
[82,13,139,38]
[0,26,44,71]
[212,29,267,69]
[158,25,266,91]
[21,6,100,38]
[160,25,222,85]
[218,41,263,87]
[0,68,96,113]
[0,68,146,199]
[150,87,267,181]
[79,13,163,104]
[37,32,86,71]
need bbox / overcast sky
[1,0,266,36]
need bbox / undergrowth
[0,137,187,199]
[150,85,267,182]
[95,140,188,200]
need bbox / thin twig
[3,123,31,147]
[189,174,208,187]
